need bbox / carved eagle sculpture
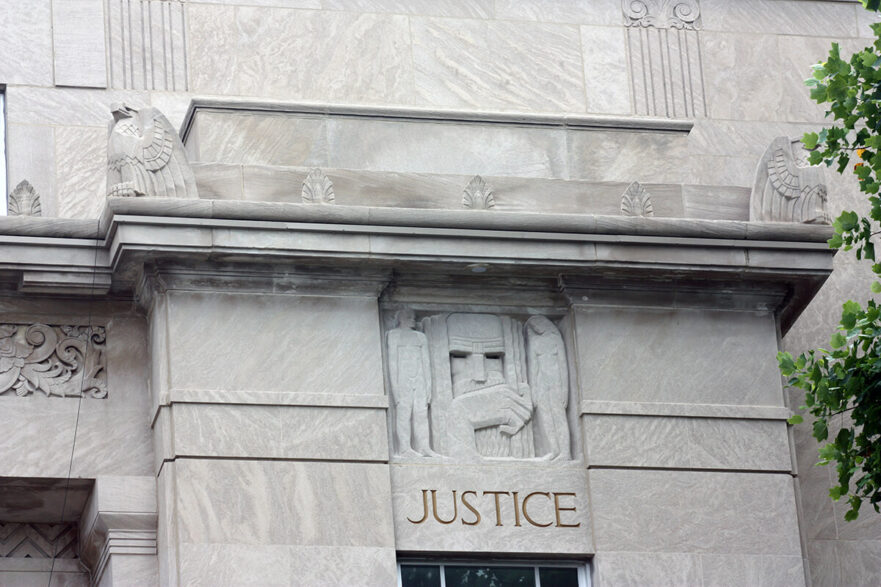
[750,136,829,224]
[107,104,198,199]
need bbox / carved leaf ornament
[620,181,655,217]
[0,324,107,398]
[462,175,495,209]
[7,180,42,216]
[302,168,336,204]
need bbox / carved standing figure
[525,316,570,461]
[387,309,436,457]
[107,104,198,199]
[750,136,829,224]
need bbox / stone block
[495,0,621,25]
[573,307,783,407]
[0,0,53,86]
[172,459,395,546]
[701,0,858,38]
[700,554,805,586]
[590,469,802,555]
[187,5,412,103]
[55,126,106,219]
[188,111,327,167]
[584,415,791,471]
[165,292,385,396]
[323,0,491,18]
[701,32,783,122]
[580,25,631,115]
[52,0,107,88]
[682,185,750,220]
[327,117,568,178]
[390,463,592,554]
[165,404,387,461]
[567,129,688,184]
[592,552,702,586]
[410,17,585,112]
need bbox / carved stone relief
[7,180,42,217]
[107,104,198,199]
[623,0,706,118]
[463,175,496,210]
[0,522,78,558]
[386,312,573,462]
[302,168,336,204]
[0,324,107,398]
[620,181,654,217]
[750,136,830,224]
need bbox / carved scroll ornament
[387,311,572,462]
[623,0,701,30]
[0,324,107,398]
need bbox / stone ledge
[181,98,695,140]
[580,400,791,421]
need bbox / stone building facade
[0,1,878,585]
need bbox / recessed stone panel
[391,463,592,554]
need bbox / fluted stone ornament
[750,136,830,224]
[7,180,42,216]
[387,311,573,462]
[107,104,198,199]
[301,168,335,204]
[620,181,654,217]
[462,175,495,209]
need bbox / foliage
[778,0,881,522]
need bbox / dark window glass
[444,566,536,587]
[538,567,579,587]
[400,564,441,587]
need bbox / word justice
[407,489,580,528]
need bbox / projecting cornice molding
[0,198,834,333]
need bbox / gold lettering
[431,490,458,524]
[511,491,522,527]
[522,492,552,527]
[461,490,481,526]
[483,491,509,527]
[553,492,580,528]
[407,489,430,524]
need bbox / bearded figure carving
[106,104,198,199]
[389,311,573,462]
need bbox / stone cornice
[0,198,834,333]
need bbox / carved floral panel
[0,324,107,398]
[386,310,573,462]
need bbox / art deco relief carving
[302,168,336,204]
[386,312,572,462]
[750,137,830,224]
[0,522,78,558]
[620,181,654,217]
[0,324,107,398]
[7,180,42,217]
[107,104,199,199]
[623,0,706,118]
[462,175,496,210]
